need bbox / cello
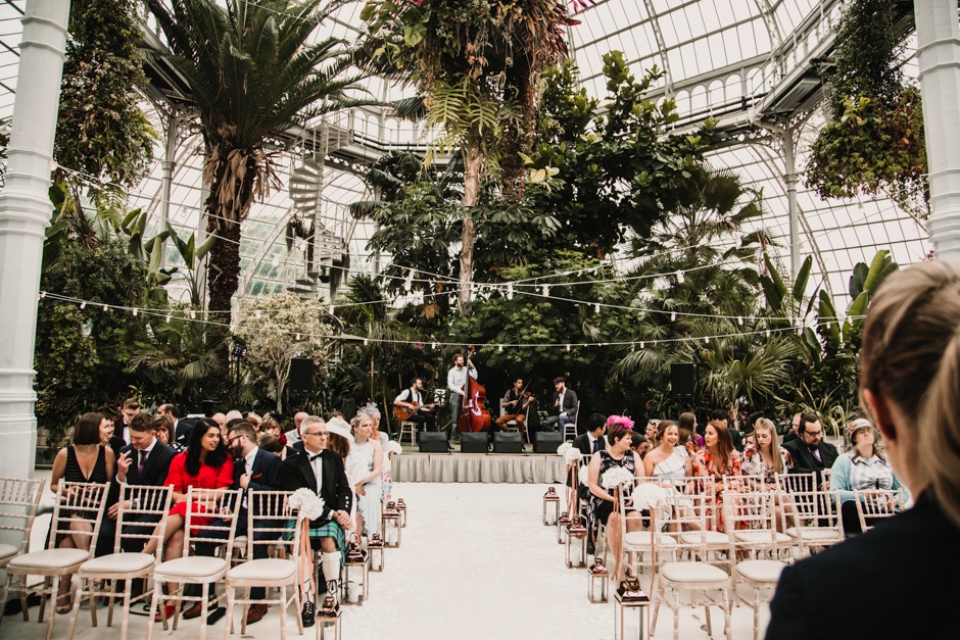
[457,345,492,433]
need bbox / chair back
[723,474,766,494]
[723,491,780,551]
[775,472,842,538]
[182,488,242,558]
[46,481,109,554]
[0,477,45,555]
[116,484,173,559]
[853,489,906,532]
[652,492,712,558]
[244,491,301,560]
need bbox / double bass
[457,346,492,433]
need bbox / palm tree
[144,0,373,324]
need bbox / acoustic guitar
[394,401,441,421]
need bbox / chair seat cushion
[734,530,792,544]
[785,527,841,541]
[623,532,677,547]
[228,559,296,582]
[154,556,227,579]
[80,552,155,575]
[7,548,90,571]
[661,561,729,584]
[735,559,786,584]
[679,531,729,545]
[0,543,18,561]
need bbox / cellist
[447,352,478,443]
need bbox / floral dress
[587,450,638,533]
[692,447,742,532]
[740,445,792,484]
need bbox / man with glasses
[783,412,839,476]
[280,416,352,628]
[185,420,282,624]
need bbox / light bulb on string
[255,310,262,319]
[102,304,108,312]
[676,271,685,283]
[431,342,438,350]
[506,284,514,300]
[40,292,46,298]
[594,303,600,314]
[132,308,138,317]
[363,339,368,346]
[189,310,196,320]
[404,269,414,292]
[670,311,676,322]
[79,302,86,310]
[640,342,645,349]
[295,333,301,340]
[566,344,571,352]
[329,305,335,315]
[704,336,709,344]
[737,316,743,326]
[165,314,171,323]
[498,345,503,352]
[766,330,771,338]
[542,285,550,297]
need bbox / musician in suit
[394,376,437,433]
[280,416,353,628]
[183,420,282,624]
[540,377,578,436]
[782,412,839,480]
[96,412,176,556]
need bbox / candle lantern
[614,577,650,639]
[382,501,401,547]
[368,532,384,572]
[557,511,571,544]
[588,557,609,603]
[396,498,407,528]
[317,594,341,640]
[342,541,368,605]
[566,515,588,568]
[543,487,560,525]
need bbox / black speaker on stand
[289,358,314,394]
[671,362,696,398]
[534,431,563,454]
[461,432,489,453]
[418,431,448,453]
[493,431,524,454]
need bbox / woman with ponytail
[765,261,960,639]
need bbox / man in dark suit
[96,413,176,558]
[571,413,606,553]
[782,412,839,477]
[184,420,282,624]
[114,398,141,446]
[280,416,352,628]
[157,403,193,449]
[541,377,578,435]
[782,412,802,443]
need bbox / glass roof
[0,0,930,305]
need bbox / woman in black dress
[49,412,115,612]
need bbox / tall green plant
[144,0,373,325]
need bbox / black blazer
[236,448,283,492]
[280,449,352,525]
[765,491,959,639]
[782,438,839,475]
[108,441,176,503]
[552,388,578,416]
[569,433,597,502]
[571,433,592,456]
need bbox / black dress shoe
[301,601,315,628]
[205,606,226,626]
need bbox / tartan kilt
[285,517,346,564]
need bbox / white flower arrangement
[631,482,670,510]
[384,440,403,455]
[578,465,589,486]
[564,448,583,464]
[601,466,635,490]
[289,487,325,521]
[556,442,573,456]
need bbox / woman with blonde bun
[766,261,960,639]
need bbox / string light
[363,338,368,345]
[498,345,503,352]
[166,314,171,322]
[404,270,414,292]
[594,303,600,313]
[640,342,645,349]
[189,309,196,319]
[738,316,743,325]
[542,285,550,297]
[329,305,335,315]
[40,292,46,298]
[102,304,108,312]
[766,330,771,338]
[671,312,677,321]
[255,310,262,319]
[676,271,685,283]
[79,302,86,310]
[566,344,571,352]
[704,336,709,344]
[295,333,301,340]
[132,308,138,317]
[506,284,514,300]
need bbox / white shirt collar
[141,437,157,454]
[244,446,260,470]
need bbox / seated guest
[245,411,262,431]
[586,416,644,584]
[184,420,281,624]
[260,417,296,459]
[830,418,904,536]
[630,432,652,458]
[155,415,184,453]
[572,413,607,456]
[394,377,437,434]
[782,412,802,443]
[50,412,116,612]
[285,411,308,447]
[114,398,141,445]
[766,261,960,639]
[710,408,744,452]
[644,420,692,481]
[280,416,352,628]
[741,418,792,485]
[157,403,191,448]
[258,432,285,456]
[142,419,233,621]
[644,419,659,446]
[692,421,742,532]
[348,414,383,537]
[677,412,704,450]
[100,414,126,460]
[782,412,839,482]
[96,413,176,558]
[360,404,394,502]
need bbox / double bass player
[447,352,478,443]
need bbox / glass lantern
[396,498,407,528]
[588,557,609,603]
[614,577,650,639]
[543,487,560,525]
[317,595,341,640]
[382,501,402,547]
[368,532,384,572]
[566,516,588,568]
[557,511,571,544]
[342,541,368,605]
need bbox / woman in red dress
[692,422,742,532]
[142,419,233,617]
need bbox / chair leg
[89,581,98,628]
[752,587,761,640]
[703,595,712,635]
[107,579,117,627]
[671,589,681,640]
[144,584,159,640]
[292,580,303,635]
[223,584,234,640]
[279,584,288,640]
[65,578,83,640]
[650,582,662,636]
[199,584,209,640]
[45,576,61,640]
[38,576,50,623]
[240,586,250,635]
[120,579,133,640]
[723,587,733,640]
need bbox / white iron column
[783,126,800,277]
[916,0,960,260]
[159,113,181,270]
[0,0,71,480]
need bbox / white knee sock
[322,552,341,591]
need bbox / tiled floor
[3,479,769,639]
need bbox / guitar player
[393,376,437,433]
